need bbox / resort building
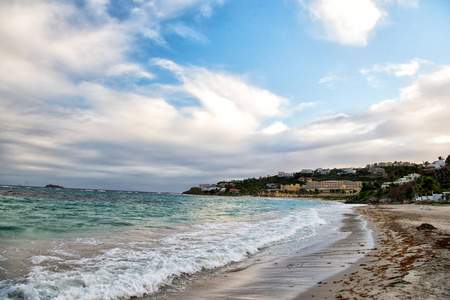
[305,180,362,191]
[280,184,302,191]
[281,180,362,196]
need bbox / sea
[0,185,368,300]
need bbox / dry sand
[297,204,450,300]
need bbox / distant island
[183,156,450,204]
[45,184,64,189]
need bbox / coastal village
[184,156,450,203]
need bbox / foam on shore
[164,210,373,300]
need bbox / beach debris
[416,223,436,231]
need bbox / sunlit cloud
[299,0,384,46]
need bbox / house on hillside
[381,182,393,189]
[229,188,240,194]
[278,172,294,177]
[266,183,278,189]
[368,167,386,176]
[341,168,356,174]
[199,184,218,191]
[427,160,445,169]
[315,168,330,175]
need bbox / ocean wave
[0,206,337,300]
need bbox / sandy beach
[162,210,373,300]
[160,204,450,300]
[298,204,450,300]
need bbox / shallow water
[0,186,360,299]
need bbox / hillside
[183,155,450,203]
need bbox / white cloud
[107,64,154,79]
[361,58,429,79]
[262,122,288,135]
[300,0,384,46]
[293,102,317,112]
[155,60,288,135]
[318,72,345,89]
[361,58,433,88]
[166,23,209,43]
[300,0,419,46]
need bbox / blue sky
[0,0,449,192]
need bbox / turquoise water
[0,185,356,299]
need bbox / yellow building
[280,184,302,191]
[281,180,362,196]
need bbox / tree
[416,176,441,200]
[388,182,414,203]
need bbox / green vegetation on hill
[183,155,450,204]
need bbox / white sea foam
[0,203,353,300]
[31,256,63,264]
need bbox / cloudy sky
[1,0,449,192]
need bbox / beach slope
[298,204,450,299]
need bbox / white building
[315,168,330,175]
[415,193,443,202]
[427,160,445,169]
[278,172,294,177]
[394,173,421,185]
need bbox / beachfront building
[229,188,240,194]
[280,184,302,191]
[281,180,362,196]
[306,180,362,190]
[415,193,444,202]
[306,180,362,196]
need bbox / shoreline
[160,207,372,300]
[298,204,450,299]
[160,204,450,300]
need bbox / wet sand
[160,204,450,300]
[161,210,373,300]
[298,204,450,299]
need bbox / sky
[1,0,449,192]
